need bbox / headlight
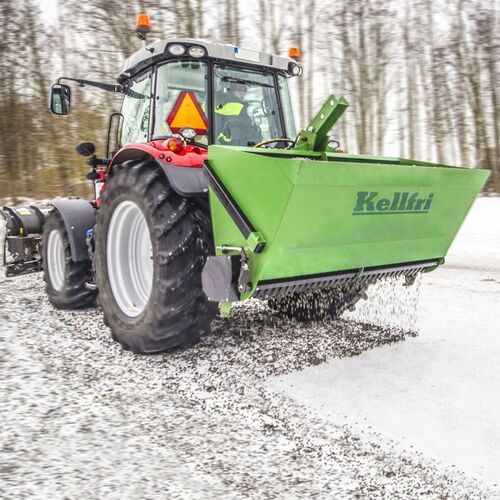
[290,64,303,76]
[188,46,206,58]
[168,44,185,56]
[179,127,197,140]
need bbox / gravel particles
[0,273,495,499]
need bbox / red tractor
[0,22,304,353]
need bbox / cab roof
[119,38,297,81]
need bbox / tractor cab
[50,38,301,155]
[119,40,299,150]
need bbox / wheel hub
[47,229,65,291]
[107,201,153,317]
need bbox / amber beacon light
[136,13,152,40]
[288,47,300,60]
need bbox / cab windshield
[150,61,295,146]
[213,65,285,146]
[154,61,208,144]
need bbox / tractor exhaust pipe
[0,205,49,277]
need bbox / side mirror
[50,83,71,115]
[76,142,96,156]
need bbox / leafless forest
[0,0,498,201]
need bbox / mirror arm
[57,77,123,93]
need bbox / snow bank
[446,197,500,271]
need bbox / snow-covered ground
[270,197,500,489]
[1,198,498,498]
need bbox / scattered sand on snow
[1,272,494,499]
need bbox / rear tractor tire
[268,283,367,322]
[42,210,97,309]
[95,160,214,354]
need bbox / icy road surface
[1,198,499,498]
[270,197,500,489]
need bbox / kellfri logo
[352,191,434,215]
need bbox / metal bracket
[201,246,253,302]
[204,160,266,251]
[4,235,42,276]
[245,231,265,253]
[294,95,349,152]
[237,249,251,294]
[218,245,252,294]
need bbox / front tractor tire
[95,160,213,354]
[42,210,97,309]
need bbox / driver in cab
[215,82,262,146]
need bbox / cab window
[153,61,208,145]
[278,74,296,139]
[213,65,284,146]
[121,70,152,145]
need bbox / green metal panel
[295,94,349,152]
[207,145,489,299]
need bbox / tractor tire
[95,159,214,354]
[268,283,367,322]
[42,210,97,309]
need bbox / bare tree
[1,0,498,201]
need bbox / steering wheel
[254,138,295,149]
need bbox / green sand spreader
[202,95,489,319]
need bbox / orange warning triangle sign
[167,91,208,134]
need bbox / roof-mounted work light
[288,62,303,76]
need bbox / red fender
[100,140,209,201]
[110,140,207,171]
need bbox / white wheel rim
[107,201,153,317]
[47,229,66,291]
